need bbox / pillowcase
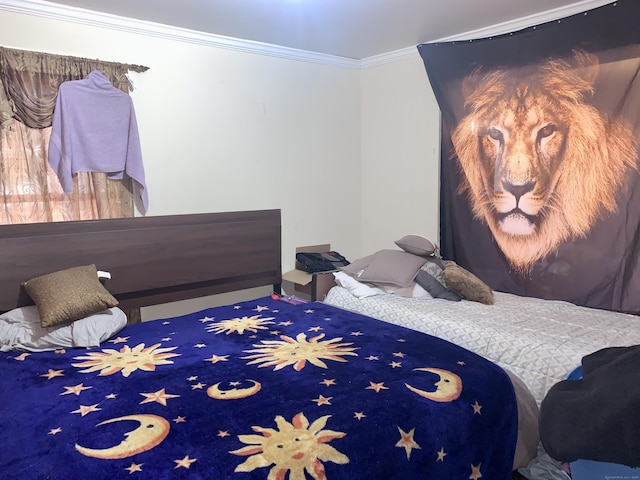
[394,235,437,257]
[0,305,127,352]
[342,250,427,288]
[419,257,448,283]
[340,254,374,278]
[22,264,119,328]
[442,261,494,305]
[415,270,462,301]
[333,271,385,298]
[71,307,127,348]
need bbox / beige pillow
[23,264,119,328]
[442,261,494,305]
[345,250,427,288]
[394,235,437,257]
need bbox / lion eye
[487,128,502,141]
[538,124,556,139]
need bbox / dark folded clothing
[539,344,640,467]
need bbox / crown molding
[361,46,418,69]
[0,0,617,70]
[361,0,615,68]
[0,0,361,68]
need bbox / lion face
[451,51,637,271]
[475,89,567,237]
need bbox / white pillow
[333,271,385,298]
[71,308,128,347]
[0,305,127,352]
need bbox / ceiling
[42,0,607,59]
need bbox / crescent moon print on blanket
[75,414,170,459]
[405,368,462,402]
[207,380,262,400]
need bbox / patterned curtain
[0,47,149,323]
[0,47,148,224]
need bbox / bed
[325,282,640,407]
[0,210,527,479]
[318,245,640,477]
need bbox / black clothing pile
[540,345,640,467]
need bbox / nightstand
[282,270,337,301]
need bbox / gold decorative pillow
[443,261,494,305]
[22,264,119,328]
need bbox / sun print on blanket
[242,332,358,371]
[231,412,349,478]
[206,314,275,335]
[72,343,180,377]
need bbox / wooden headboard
[0,209,281,313]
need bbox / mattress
[325,287,640,404]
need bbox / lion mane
[451,50,638,271]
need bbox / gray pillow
[415,270,462,301]
[0,306,127,352]
[420,257,447,280]
[394,235,437,257]
[344,250,426,288]
[340,254,374,278]
[415,259,461,301]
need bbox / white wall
[0,9,366,317]
[360,56,441,255]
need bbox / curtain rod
[0,46,149,73]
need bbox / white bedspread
[325,287,640,404]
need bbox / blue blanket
[0,297,517,479]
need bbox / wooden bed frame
[0,209,282,313]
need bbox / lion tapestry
[418,0,640,314]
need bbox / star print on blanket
[0,297,517,479]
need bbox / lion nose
[502,181,535,202]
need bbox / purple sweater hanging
[48,70,148,210]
